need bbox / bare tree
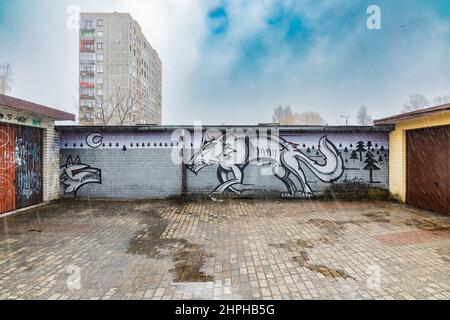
[272,105,297,125]
[431,95,450,106]
[402,94,428,113]
[295,112,326,125]
[96,88,138,125]
[0,63,13,94]
[356,105,373,126]
[272,106,326,125]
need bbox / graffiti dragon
[187,132,344,197]
[60,156,102,197]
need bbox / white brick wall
[42,125,61,201]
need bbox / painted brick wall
[43,126,61,202]
[59,128,390,199]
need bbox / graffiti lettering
[16,171,41,198]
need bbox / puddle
[405,218,450,232]
[126,215,175,258]
[362,211,391,221]
[293,251,355,280]
[436,247,450,263]
[269,237,331,250]
[27,229,42,233]
[171,243,214,282]
[270,236,355,280]
[305,219,346,239]
[126,209,214,283]
[306,211,450,234]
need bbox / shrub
[367,187,390,200]
[322,182,390,200]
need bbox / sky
[0,0,449,125]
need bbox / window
[96,65,104,73]
[96,76,103,84]
[97,89,103,96]
[82,43,94,51]
[83,20,94,29]
[80,52,95,64]
[97,19,104,27]
[97,42,104,49]
[96,54,104,61]
[97,31,104,37]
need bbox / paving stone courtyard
[0,199,449,300]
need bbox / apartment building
[0,76,5,95]
[79,12,162,125]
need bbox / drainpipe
[181,135,187,197]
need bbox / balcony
[80,59,96,65]
[80,40,95,53]
[80,29,95,39]
[80,94,95,100]
[80,82,95,88]
[79,100,95,108]
[80,71,95,77]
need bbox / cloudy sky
[0,0,449,125]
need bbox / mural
[85,132,103,148]
[60,156,102,197]
[58,128,390,199]
[187,132,343,197]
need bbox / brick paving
[0,199,449,300]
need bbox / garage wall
[0,105,61,214]
[388,111,450,201]
[59,128,390,199]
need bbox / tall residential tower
[79,12,162,125]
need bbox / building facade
[0,75,5,95]
[79,12,162,125]
[375,104,450,214]
[0,94,75,215]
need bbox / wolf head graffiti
[187,132,344,197]
[60,156,101,197]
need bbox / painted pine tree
[350,150,358,162]
[355,141,366,161]
[364,151,380,183]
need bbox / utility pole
[340,115,350,126]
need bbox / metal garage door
[0,124,43,214]
[406,125,450,214]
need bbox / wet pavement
[0,199,449,300]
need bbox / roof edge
[374,103,450,125]
[0,94,75,121]
[56,124,394,132]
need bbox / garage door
[406,125,450,214]
[0,124,43,214]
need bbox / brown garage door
[406,125,450,214]
[0,124,43,215]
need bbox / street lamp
[340,115,350,126]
